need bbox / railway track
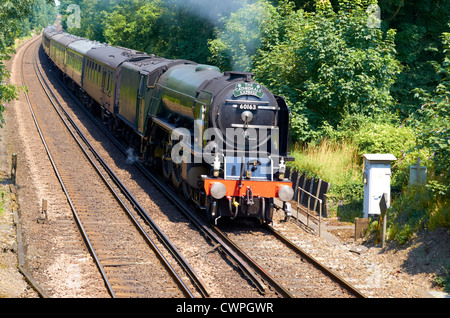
[20,36,207,298]
[217,221,366,298]
[30,34,366,298]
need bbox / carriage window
[110,71,114,92]
[107,71,112,92]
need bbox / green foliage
[388,185,449,244]
[1,0,54,129]
[319,112,421,190]
[1,0,38,48]
[321,112,416,160]
[351,121,415,160]
[288,138,364,219]
[19,0,58,37]
[395,32,450,231]
[415,101,450,181]
[0,84,17,129]
[59,0,240,64]
[59,0,112,42]
[102,0,164,52]
[252,0,401,141]
[289,139,360,185]
[208,0,280,72]
[413,32,450,186]
[380,0,450,119]
[434,263,450,293]
[386,32,450,240]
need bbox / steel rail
[20,36,116,297]
[33,40,195,298]
[266,224,367,298]
[38,44,209,298]
[38,36,362,298]
[28,37,195,298]
[44,51,272,295]
[209,225,294,297]
[144,175,272,295]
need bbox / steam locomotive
[42,26,294,224]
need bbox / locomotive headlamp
[278,185,294,202]
[278,158,286,180]
[241,111,253,124]
[213,155,221,177]
[210,182,227,200]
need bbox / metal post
[416,157,421,184]
[296,186,322,237]
[313,179,322,212]
[379,193,388,247]
[307,195,311,228]
[11,153,17,185]
[318,198,322,237]
[37,199,48,224]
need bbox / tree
[102,0,162,51]
[0,0,55,128]
[379,0,450,119]
[20,0,58,37]
[59,0,223,64]
[58,0,115,43]
[414,32,450,189]
[208,0,280,72]
[252,0,401,141]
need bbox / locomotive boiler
[42,26,294,224]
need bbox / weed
[434,263,450,293]
[289,139,363,219]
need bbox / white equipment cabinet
[363,154,396,218]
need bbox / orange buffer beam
[204,179,292,198]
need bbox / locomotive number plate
[239,104,257,110]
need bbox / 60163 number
[239,104,257,110]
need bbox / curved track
[20,35,207,298]
[29,34,367,298]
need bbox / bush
[385,31,450,242]
[208,0,279,72]
[351,122,415,159]
[291,112,434,221]
[253,0,401,141]
[388,185,450,244]
[434,263,450,293]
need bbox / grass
[288,139,361,185]
[0,190,5,217]
[288,139,364,220]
